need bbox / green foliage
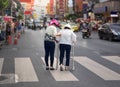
[65,13,81,21]
[17,14,24,20]
[0,0,9,10]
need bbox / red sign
[20,0,31,2]
[24,11,32,15]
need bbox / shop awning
[24,8,35,15]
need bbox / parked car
[98,23,120,41]
[35,22,43,29]
[28,22,34,29]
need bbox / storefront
[93,6,107,22]
[110,11,119,23]
[93,1,120,23]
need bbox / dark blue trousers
[59,44,71,66]
[44,41,55,67]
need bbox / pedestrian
[11,20,15,34]
[14,20,18,34]
[0,24,2,49]
[57,24,77,71]
[5,21,11,44]
[1,22,6,40]
[17,22,22,33]
[21,22,25,33]
[44,20,58,70]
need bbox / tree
[0,0,9,22]
[0,0,9,10]
[0,0,9,16]
[17,13,24,20]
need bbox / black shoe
[50,67,55,70]
[46,66,49,70]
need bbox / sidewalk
[0,31,24,50]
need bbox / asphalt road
[0,28,120,87]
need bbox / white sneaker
[60,64,64,71]
[65,66,69,71]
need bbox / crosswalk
[15,57,39,82]
[0,58,4,75]
[101,56,120,65]
[41,57,79,81]
[0,56,120,84]
[74,56,120,80]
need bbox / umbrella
[4,16,14,21]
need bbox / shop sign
[110,11,118,17]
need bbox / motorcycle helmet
[49,19,60,26]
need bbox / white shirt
[44,25,57,41]
[45,25,57,36]
[58,29,77,45]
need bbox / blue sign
[93,6,107,13]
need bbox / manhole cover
[0,74,16,84]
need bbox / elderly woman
[44,20,59,70]
[57,24,77,71]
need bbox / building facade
[93,0,120,23]
[56,0,68,17]
[74,0,83,13]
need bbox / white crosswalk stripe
[0,58,4,76]
[101,56,120,65]
[74,56,120,80]
[15,57,39,82]
[41,57,79,81]
[1,55,120,84]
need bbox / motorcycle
[82,29,90,39]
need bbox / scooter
[82,29,90,39]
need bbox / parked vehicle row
[27,22,43,30]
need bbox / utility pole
[72,0,75,13]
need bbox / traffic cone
[14,36,18,45]
[7,35,12,45]
[17,32,21,39]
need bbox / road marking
[74,56,120,80]
[0,58,4,76]
[41,57,79,81]
[0,74,16,84]
[15,57,39,82]
[101,56,120,65]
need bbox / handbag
[44,33,58,42]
